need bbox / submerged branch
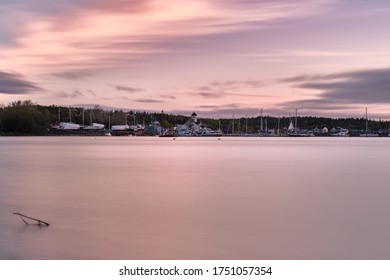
[13,212,50,226]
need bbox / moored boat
[360,107,378,137]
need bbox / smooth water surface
[1,136,390,259]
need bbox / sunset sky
[1,0,390,118]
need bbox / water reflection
[0,137,390,259]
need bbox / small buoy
[173,137,176,140]
[218,138,221,140]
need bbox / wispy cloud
[159,94,176,100]
[111,84,143,93]
[1,0,336,72]
[51,70,93,80]
[195,91,225,99]
[87,89,96,96]
[198,103,242,110]
[280,68,390,109]
[209,80,265,89]
[187,79,268,99]
[135,98,165,103]
[241,49,390,62]
[279,73,344,83]
[0,70,42,94]
[56,89,84,98]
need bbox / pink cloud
[1,0,337,73]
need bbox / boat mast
[260,108,263,134]
[365,107,368,136]
[295,109,298,133]
[108,112,111,131]
[232,113,235,134]
[245,115,248,134]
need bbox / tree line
[0,100,389,135]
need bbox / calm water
[1,136,390,259]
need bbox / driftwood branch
[13,212,50,226]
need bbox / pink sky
[1,0,390,119]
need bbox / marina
[43,109,389,138]
[1,101,388,137]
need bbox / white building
[175,112,221,136]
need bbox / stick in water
[13,212,50,226]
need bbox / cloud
[0,70,42,94]
[87,89,96,96]
[188,90,263,99]
[280,68,390,110]
[197,103,242,110]
[159,94,176,99]
[186,90,273,100]
[135,98,165,103]
[111,85,143,93]
[187,79,268,99]
[279,73,345,83]
[242,49,390,61]
[56,89,84,98]
[51,70,92,80]
[210,80,265,89]
[1,0,336,72]
[196,92,225,99]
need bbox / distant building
[175,112,221,136]
[313,127,321,135]
[191,112,197,123]
[144,125,162,135]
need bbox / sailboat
[58,107,81,130]
[258,108,269,136]
[105,113,112,136]
[83,108,105,130]
[287,109,314,137]
[360,107,378,137]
